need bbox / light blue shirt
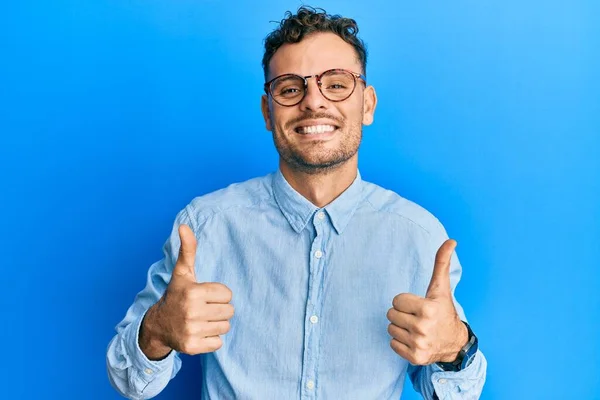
[106,169,486,399]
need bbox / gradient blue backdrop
[1,1,599,399]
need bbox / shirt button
[438,378,447,384]
[306,380,315,389]
[310,315,319,324]
[144,368,154,375]
[314,250,323,259]
[317,211,325,220]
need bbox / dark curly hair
[262,6,368,80]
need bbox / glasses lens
[320,70,356,101]
[270,75,305,106]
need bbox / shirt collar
[272,168,365,235]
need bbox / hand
[386,239,468,365]
[140,224,235,360]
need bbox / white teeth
[298,125,336,134]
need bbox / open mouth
[294,124,339,135]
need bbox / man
[107,6,487,399]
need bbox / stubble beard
[271,117,363,176]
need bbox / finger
[200,303,235,321]
[198,282,233,304]
[392,293,426,315]
[201,335,223,352]
[185,335,223,354]
[387,323,412,347]
[390,338,412,361]
[173,224,198,280]
[200,321,231,337]
[386,307,418,331]
[425,239,457,299]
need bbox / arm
[407,292,487,399]
[389,220,487,399]
[105,208,191,399]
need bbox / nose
[298,76,328,112]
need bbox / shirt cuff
[430,350,487,399]
[124,310,176,385]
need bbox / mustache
[284,112,344,130]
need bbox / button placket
[300,211,328,399]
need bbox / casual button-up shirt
[107,169,487,399]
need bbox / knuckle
[410,350,423,365]
[413,335,428,350]
[392,294,406,309]
[181,288,196,304]
[386,308,395,322]
[197,322,210,336]
[182,308,195,323]
[412,350,427,365]
[222,304,235,319]
[387,324,394,336]
[201,282,232,301]
[197,282,213,296]
[179,341,194,355]
[390,339,405,358]
[221,320,231,333]
[181,325,194,338]
[210,336,223,351]
[413,320,428,335]
[417,348,434,365]
[190,285,207,301]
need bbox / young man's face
[261,32,377,174]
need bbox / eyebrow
[275,75,301,83]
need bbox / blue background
[1,0,599,398]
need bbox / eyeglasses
[264,68,366,107]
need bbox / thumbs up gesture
[386,239,468,365]
[139,224,235,360]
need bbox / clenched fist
[139,224,235,360]
[386,239,468,365]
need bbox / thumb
[425,239,457,299]
[172,224,198,280]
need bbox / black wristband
[436,321,478,372]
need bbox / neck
[279,156,358,208]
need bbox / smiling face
[261,32,377,175]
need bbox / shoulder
[360,179,446,238]
[182,173,275,226]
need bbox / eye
[279,87,302,95]
[326,83,347,90]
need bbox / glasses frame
[264,68,367,107]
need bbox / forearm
[106,207,193,398]
[139,302,173,361]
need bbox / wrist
[436,321,478,372]
[438,319,469,363]
[453,319,470,358]
[139,303,172,361]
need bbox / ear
[261,94,273,131]
[362,85,378,126]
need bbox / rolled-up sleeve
[409,350,487,399]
